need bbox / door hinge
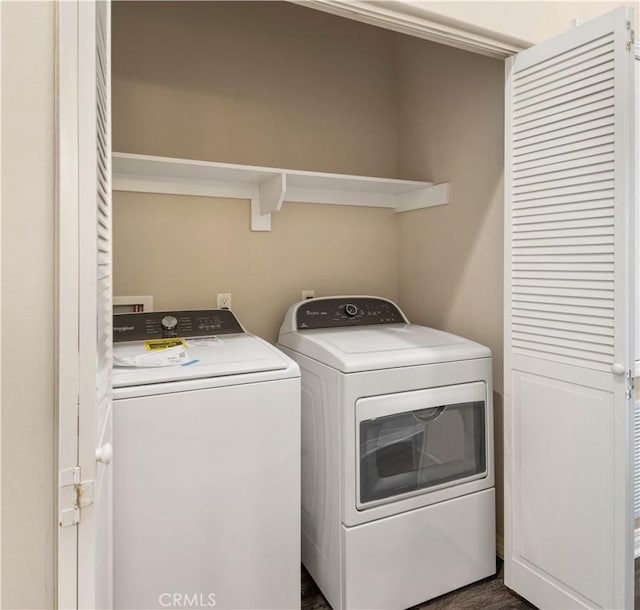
[626,21,635,51]
[625,369,635,400]
[58,466,94,527]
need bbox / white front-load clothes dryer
[112,309,301,610]
[277,296,495,610]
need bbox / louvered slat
[517,105,612,150]
[95,0,111,440]
[515,198,613,217]
[512,34,614,83]
[514,284,614,298]
[515,160,614,186]
[513,135,614,167]
[513,332,615,356]
[513,124,614,157]
[513,319,612,339]
[513,174,614,198]
[510,35,618,373]
[515,78,615,120]
[513,211,614,227]
[512,308,614,330]
[514,47,614,96]
[514,236,614,248]
[514,88,614,129]
[513,273,614,286]
[514,100,614,139]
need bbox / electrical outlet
[301,290,315,300]
[217,293,232,310]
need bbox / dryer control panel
[113,309,243,342]
[296,297,406,330]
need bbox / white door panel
[77,0,113,607]
[505,7,635,609]
[94,408,113,609]
[514,369,614,608]
[57,1,112,608]
[57,1,81,605]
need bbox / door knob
[611,363,626,376]
[96,443,113,465]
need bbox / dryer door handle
[412,406,446,422]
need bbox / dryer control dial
[161,315,178,332]
[344,303,359,317]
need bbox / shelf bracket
[260,173,286,214]
[394,182,449,213]
[251,173,287,231]
[250,198,271,231]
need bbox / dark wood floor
[302,558,640,609]
[301,559,532,610]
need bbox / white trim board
[0,5,3,603]
[56,3,81,607]
[289,1,527,59]
[112,152,449,232]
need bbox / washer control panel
[296,297,406,330]
[113,309,243,342]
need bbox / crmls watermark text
[158,593,216,608]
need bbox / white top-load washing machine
[112,309,301,610]
[277,296,495,610]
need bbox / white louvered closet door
[77,0,113,608]
[504,7,636,610]
[57,1,112,607]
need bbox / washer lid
[113,333,294,388]
[277,323,491,372]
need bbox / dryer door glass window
[357,383,487,505]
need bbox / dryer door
[356,382,488,509]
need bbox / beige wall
[113,193,398,342]
[112,1,402,341]
[112,1,397,177]
[404,1,638,47]
[1,2,56,608]
[112,1,507,538]
[112,2,508,542]
[394,37,505,541]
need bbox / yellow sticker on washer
[145,339,187,351]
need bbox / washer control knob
[345,303,358,317]
[161,315,178,331]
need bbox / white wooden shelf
[112,152,449,231]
